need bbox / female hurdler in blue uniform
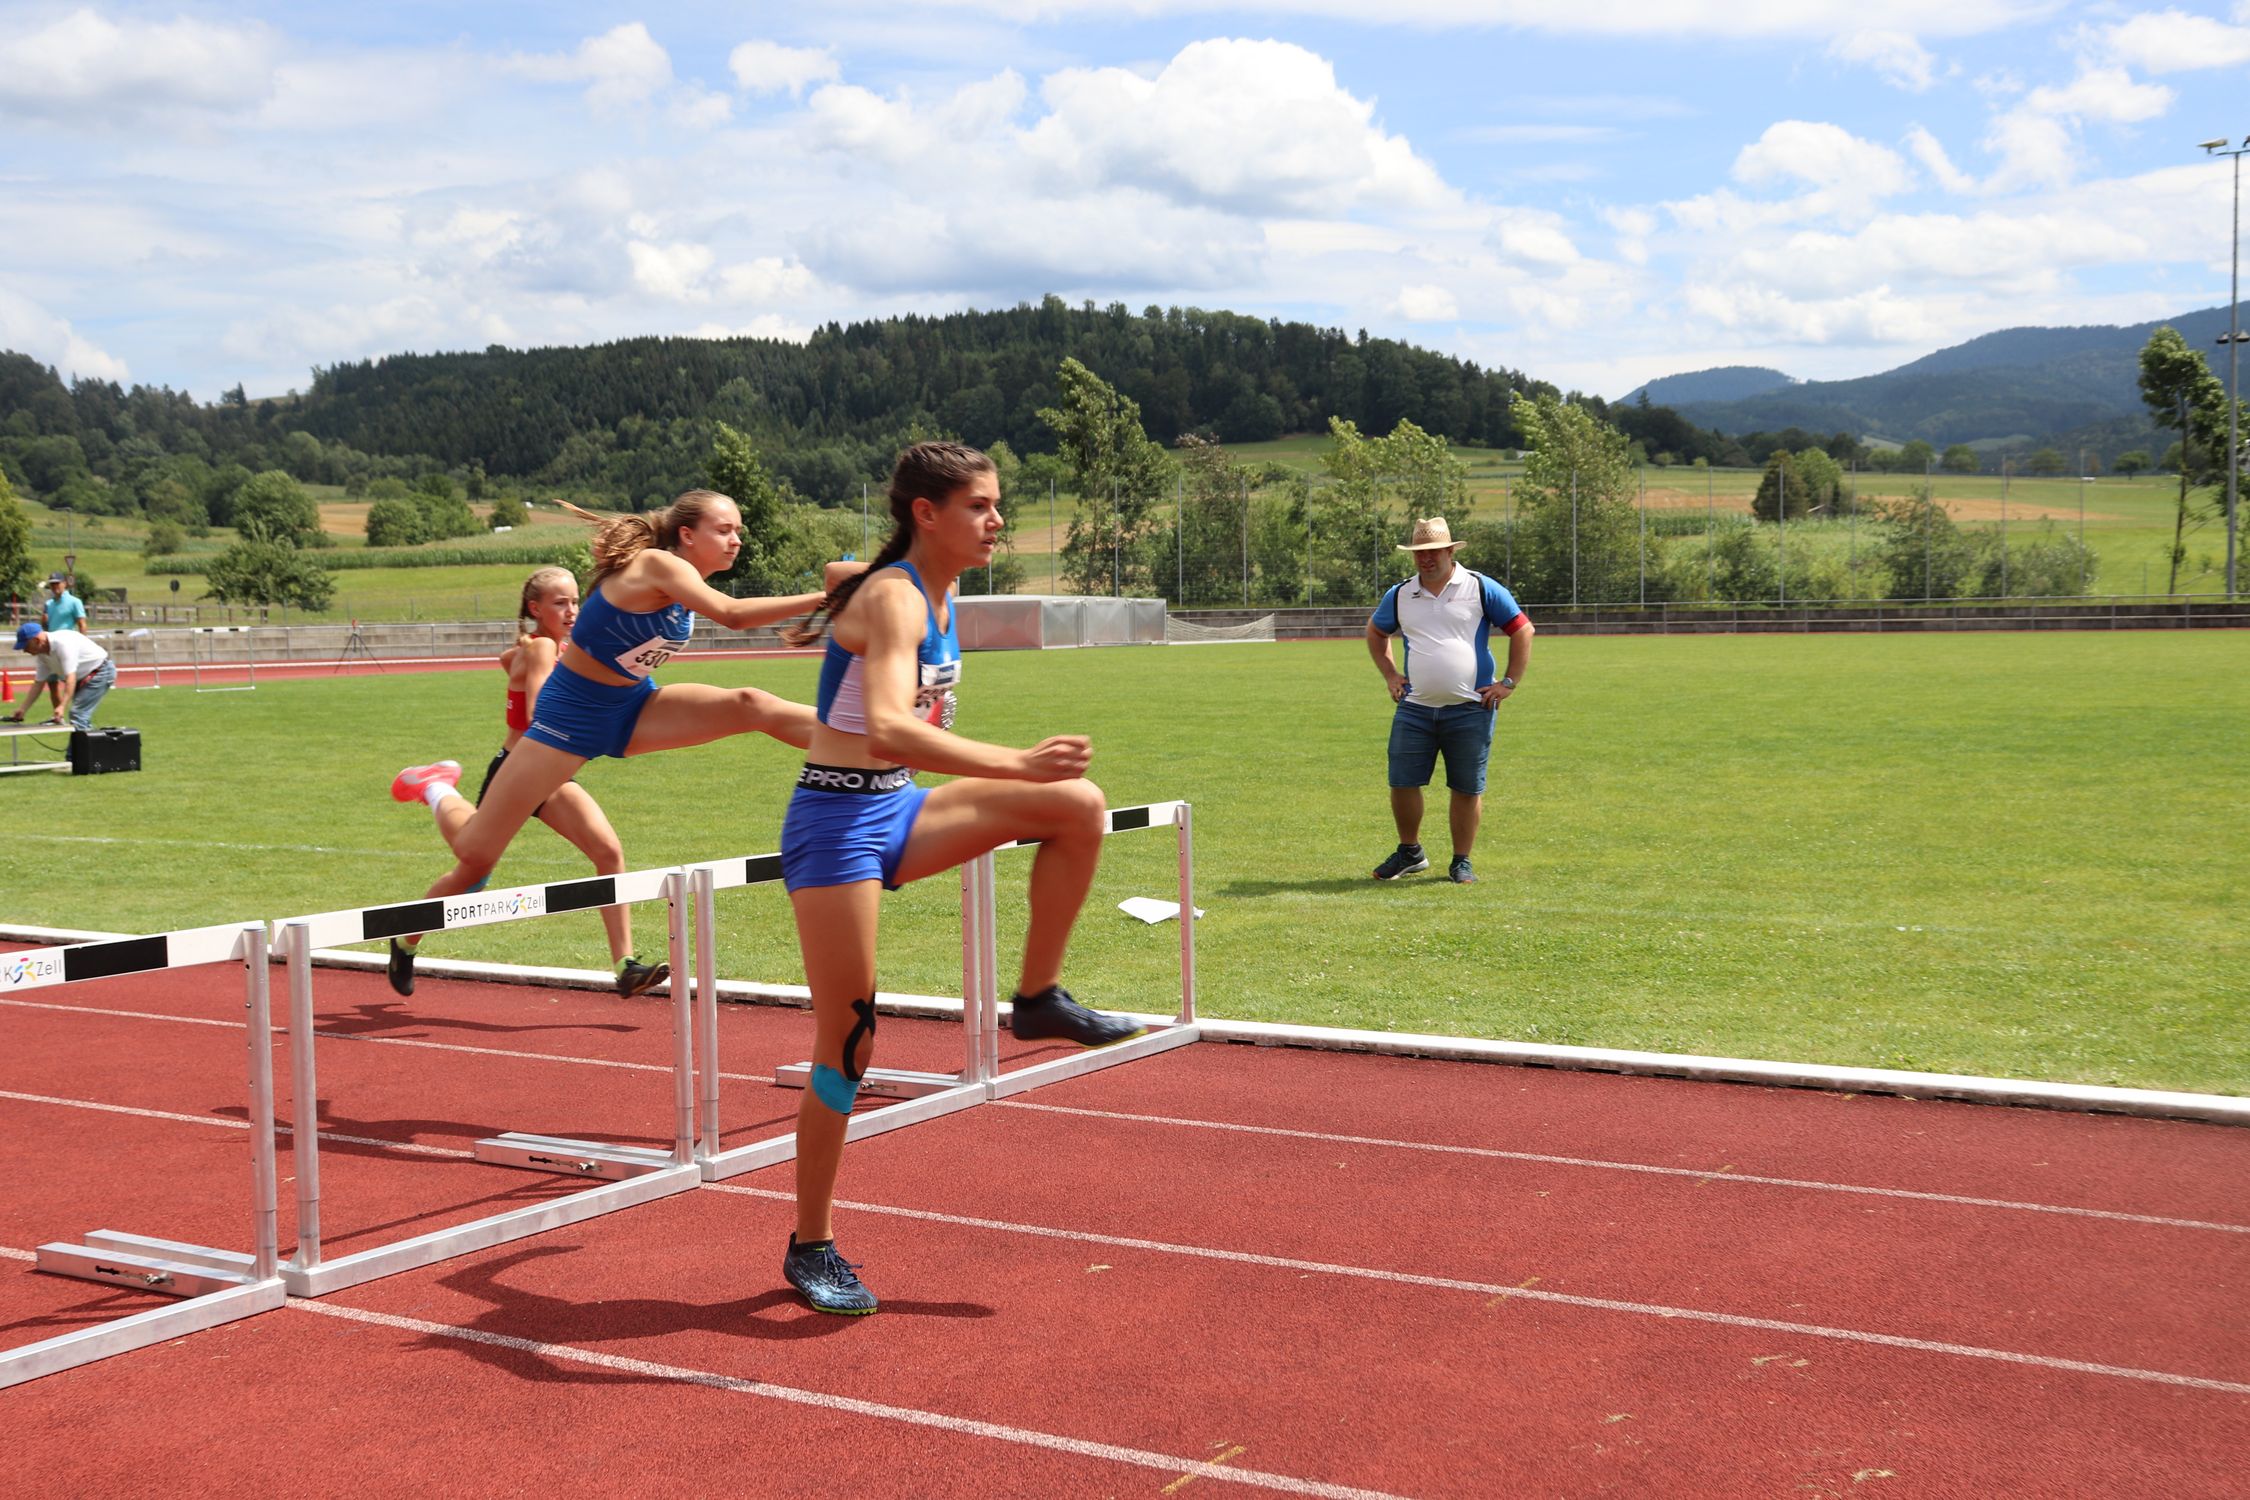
[774,441,1142,1316]
[386,489,835,995]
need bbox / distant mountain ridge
[1619,365,1794,406]
[1638,304,2236,454]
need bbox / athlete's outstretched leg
[622,682,816,757]
[784,879,883,1314]
[386,741,586,995]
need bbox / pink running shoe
[390,760,462,803]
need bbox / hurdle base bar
[36,1231,263,1298]
[770,1063,966,1100]
[990,1021,1202,1099]
[700,1082,986,1182]
[0,1278,287,1392]
[474,1133,680,1181]
[283,1163,699,1298]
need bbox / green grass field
[26,446,2235,625]
[28,632,2246,1095]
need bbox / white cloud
[1672,121,1913,229]
[719,258,820,304]
[1391,284,1458,320]
[628,240,717,301]
[0,9,280,123]
[0,287,128,381]
[2023,67,2172,124]
[2098,9,2250,74]
[1978,108,2075,192]
[510,23,673,112]
[1492,216,1581,268]
[1827,30,1939,91]
[1021,39,1450,214]
[876,1,2049,41]
[669,84,734,130]
[729,40,842,97]
[1904,126,1980,194]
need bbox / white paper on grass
[1117,897,1205,924]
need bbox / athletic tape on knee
[810,1063,859,1115]
[841,997,877,1083]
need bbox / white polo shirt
[1370,567,1529,707]
[43,629,109,683]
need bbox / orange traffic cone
[2,671,13,703]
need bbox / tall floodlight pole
[2204,135,2249,596]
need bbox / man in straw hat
[1364,516,1534,883]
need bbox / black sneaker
[386,939,417,997]
[1373,845,1429,880]
[1009,985,1146,1047]
[783,1234,878,1315]
[615,957,669,998]
[1449,857,1476,884]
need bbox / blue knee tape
[810,1063,859,1115]
[466,875,489,893]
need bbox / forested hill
[1618,365,1793,406]
[295,298,1548,496]
[1658,303,2235,454]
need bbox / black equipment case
[71,727,140,775]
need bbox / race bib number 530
[616,637,680,677]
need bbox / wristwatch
[1499,676,1516,689]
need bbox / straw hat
[1397,517,1461,553]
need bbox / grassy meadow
[26,439,2236,627]
[24,631,2246,1095]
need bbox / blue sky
[2,1,2245,404]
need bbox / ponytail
[779,441,995,647]
[555,490,735,584]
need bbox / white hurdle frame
[3,922,286,1391]
[696,800,1201,1183]
[190,626,257,692]
[974,800,1202,1099]
[688,857,988,1182]
[272,868,701,1297]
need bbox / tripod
[334,620,383,674]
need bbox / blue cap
[14,621,43,650]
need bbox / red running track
[3,963,2246,1497]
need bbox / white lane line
[10,834,441,859]
[291,1300,1406,1500]
[709,1185,2250,1398]
[0,996,774,1082]
[0,1246,34,1262]
[1000,1101,2250,1236]
[0,1089,490,1159]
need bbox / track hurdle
[699,801,1202,1183]
[688,857,994,1182]
[3,923,285,1391]
[967,800,1202,1098]
[271,868,700,1297]
[190,626,258,692]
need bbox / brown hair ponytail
[555,490,735,584]
[779,442,994,647]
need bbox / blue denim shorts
[780,767,930,892]
[1387,700,1496,793]
[521,662,656,760]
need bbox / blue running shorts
[522,662,658,760]
[781,764,929,892]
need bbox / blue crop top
[571,582,693,679]
[815,560,960,735]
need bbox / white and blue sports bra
[815,559,960,735]
[571,583,692,679]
